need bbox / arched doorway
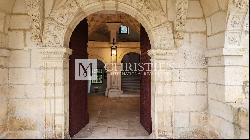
[68,13,152,138]
[121,52,141,96]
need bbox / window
[119,25,129,34]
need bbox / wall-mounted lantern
[111,38,117,63]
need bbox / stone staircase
[122,76,140,95]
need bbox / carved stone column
[148,49,177,139]
[106,23,121,43]
[105,64,123,98]
[34,47,72,139]
[105,23,123,97]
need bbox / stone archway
[32,0,177,139]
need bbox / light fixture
[111,38,117,63]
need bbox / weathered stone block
[103,0,116,11]
[211,11,227,34]
[190,112,208,127]
[167,0,176,21]
[10,15,31,29]
[178,69,207,82]
[8,31,25,49]
[240,129,249,139]
[200,0,219,17]
[55,69,64,83]
[9,85,45,99]
[36,69,55,84]
[224,66,244,86]
[45,99,54,114]
[209,115,235,138]
[208,84,225,101]
[175,112,189,128]
[190,33,207,49]
[8,99,45,117]
[45,0,54,18]
[187,1,203,18]
[173,82,196,95]
[208,67,224,84]
[0,48,10,57]
[0,12,5,32]
[206,17,212,36]
[9,50,30,68]
[0,57,8,68]
[207,32,225,49]
[217,0,229,10]
[25,31,34,48]
[8,116,37,131]
[209,66,243,85]
[155,82,172,95]
[175,95,207,111]
[157,111,173,137]
[9,68,36,84]
[12,0,28,14]
[0,99,7,124]
[5,131,43,139]
[55,98,64,114]
[55,86,64,97]
[237,107,249,130]
[185,19,206,32]
[0,85,8,97]
[0,33,7,48]
[197,82,207,95]
[208,99,235,122]
[0,68,8,85]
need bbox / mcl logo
[75,59,97,80]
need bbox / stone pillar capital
[106,22,121,43]
[29,47,72,69]
[33,47,72,61]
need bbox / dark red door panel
[69,19,89,137]
[140,25,152,134]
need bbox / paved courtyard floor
[73,96,150,139]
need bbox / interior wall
[172,1,209,137]
[5,0,45,138]
[201,0,249,138]
[88,41,141,63]
[0,9,9,138]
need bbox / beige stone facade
[0,0,249,139]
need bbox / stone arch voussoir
[42,0,175,50]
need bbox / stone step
[123,90,140,93]
[122,82,140,86]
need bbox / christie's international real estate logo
[75,59,172,80]
[75,59,98,81]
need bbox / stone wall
[201,0,249,138]
[172,0,209,138]
[0,9,10,138]
[5,0,45,138]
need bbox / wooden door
[140,25,152,134]
[69,19,89,137]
